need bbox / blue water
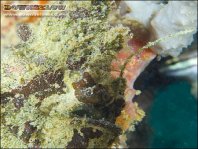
[148,81,197,148]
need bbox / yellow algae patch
[115,102,145,131]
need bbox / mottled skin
[1,1,155,148]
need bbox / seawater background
[127,58,197,148]
[148,81,197,148]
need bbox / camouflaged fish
[1,1,155,148]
